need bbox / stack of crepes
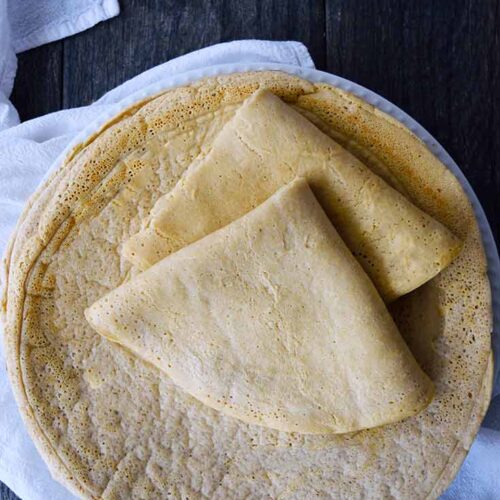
[85,89,462,435]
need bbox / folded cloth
[0,0,120,132]
[0,0,18,129]
[8,0,120,53]
[0,33,497,500]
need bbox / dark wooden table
[3,1,499,498]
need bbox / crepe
[123,89,461,302]
[2,72,492,499]
[86,179,434,434]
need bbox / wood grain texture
[10,41,63,121]
[62,0,325,108]
[218,0,326,68]
[0,483,16,500]
[3,0,499,498]
[325,0,500,241]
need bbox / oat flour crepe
[1,72,493,499]
[86,179,434,435]
[123,89,461,302]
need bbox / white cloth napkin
[0,9,497,499]
[8,0,120,53]
[0,0,120,131]
[0,0,18,129]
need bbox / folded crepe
[122,90,461,302]
[87,179,434,434]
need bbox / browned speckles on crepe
[1,71,492,499]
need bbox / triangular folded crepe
[87,179,434,434]
[122,90,461,302]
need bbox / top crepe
[86,179,434,435]
[122,89,461,302]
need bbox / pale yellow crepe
[123,89,461,302]
[2,72,492,499]
[86,179,434,435]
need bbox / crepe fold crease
[86,179,434,434]
[122,89,462,302]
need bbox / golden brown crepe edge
[427,353,493,499]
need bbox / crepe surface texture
[1,72,493,499]
[123,89,461,302]
[86,179,434,434]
